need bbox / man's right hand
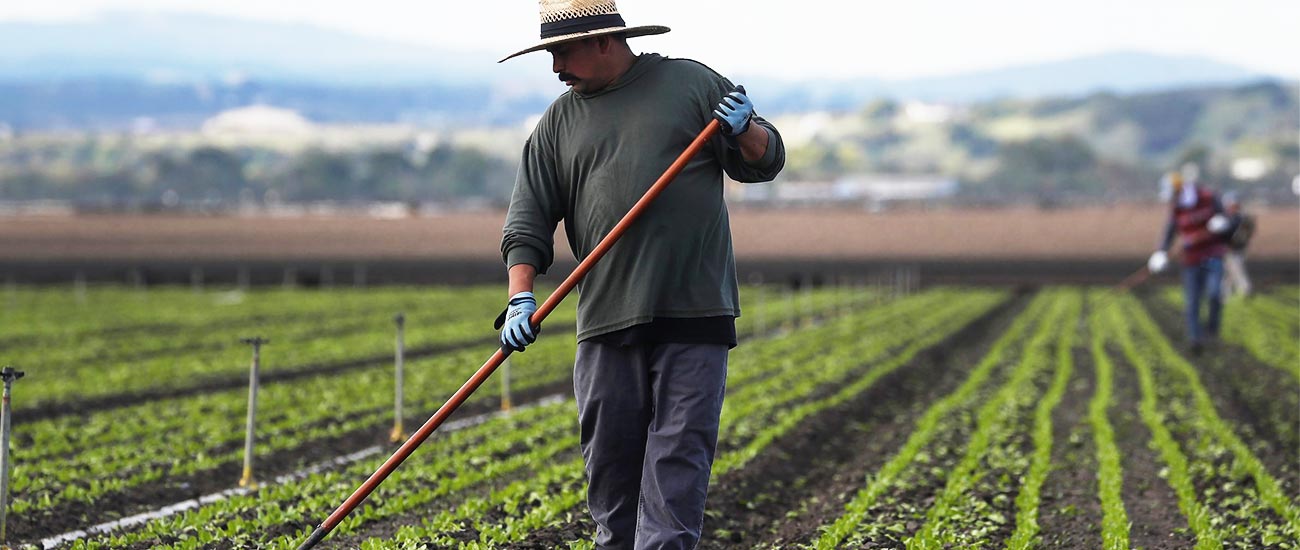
[713,85,754,137]
[495,291,541,352]
[1147,250,1169,274]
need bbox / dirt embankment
[1,206,1296,262]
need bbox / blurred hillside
[0,12,1295,210]
[3,80,1293,211]
[778,80,1299,204]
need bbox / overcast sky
[3,0,1297,80]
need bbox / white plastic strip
[41,394,567,549]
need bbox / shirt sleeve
[1159,215,1176,251]
[501,131,566,275]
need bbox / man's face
[548,38,607,94]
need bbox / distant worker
[1220,192,1255,297]
[1147,164,1233,354]
[495,1,785,548]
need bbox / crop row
[1159,287,1299,383]
[15,288,561,407]
[6,284,872,408]
[811,289,1072,548]
[20,284,880,537]
[13,335,568,520]
[1,287,433,346]
[72,398,581,550]
[1101,294,1298,548]
[59,288,1004,549]
[19,284,869,466]
[347,289,1006,549]
[272,289,1001,548]
[1084,297,1130,550]
[6,288,440,360]
[808,287,1297,550]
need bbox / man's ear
[596,35,613,55]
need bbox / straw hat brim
[499,25,670,63]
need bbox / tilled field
[2,206,1298,262]
[5,284,1298,549]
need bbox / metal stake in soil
[74,271,87,305]
[802,274,814,327]
[0,366,26,544]
[238,337,268,488]
[353,264,367,288]
[390,314,407,443]
[283,267,297,289]
[784,285,796,331]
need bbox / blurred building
[728,174,958,209]
[201,105,315,137]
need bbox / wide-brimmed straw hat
[499,0,669,63]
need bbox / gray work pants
[574,341,729,550]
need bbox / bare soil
[2,206,1296,262]
[1107,344,1197,549]
[1138,293,1300,493]
[10,380,571,545]
[496,293,1027,549]
[702,294,1027,549]
[1035,348,1104,549]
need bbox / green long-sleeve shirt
[501,53,785,341]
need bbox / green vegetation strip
[716,291,1005,474]
[808,290,1054,548]
[1085,294,1131,550]
[13,335,578,516]
[354,289,1008,548]
[1119,295,1300,532]
[59,287,907,548]
[1159,288,1300,384]
[1102,300,1221,550]
[16,285,859,518]
[1005,290,1081,549]
[67,399,577,549]
[904,290,1074,549]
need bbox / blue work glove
[712,85,753,137]
[493,291,540,352]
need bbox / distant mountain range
[0,11,502,86]
[0,12,1285,130]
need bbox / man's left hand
[713,85,753,137]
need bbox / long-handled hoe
[295,120,722,550]
[1091,249,1179,311]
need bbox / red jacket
[1163,187,1226,266]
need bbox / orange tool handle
[297,119,721,550]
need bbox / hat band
[540,13,627,39]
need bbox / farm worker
[495,1,785,548]
[1219,191,1255,297]
[1146,163,1232,354]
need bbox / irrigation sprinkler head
[394,313,405,326]
[388,425,409,443]
[0,368,23,383]
[240,337,270,347]
[238,468,258,489]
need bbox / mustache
[558,72,579,83]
